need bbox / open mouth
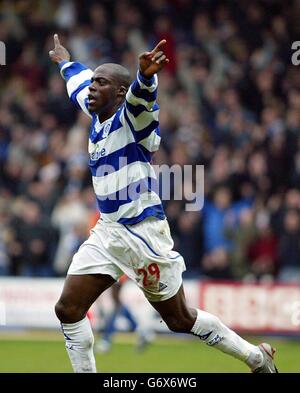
[88,94,97,105]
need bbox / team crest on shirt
[94,119,111,139]
[102,121,111,138]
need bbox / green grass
[0,332,299,373]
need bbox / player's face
[88,66,119,114]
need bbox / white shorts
[68,217,186,302]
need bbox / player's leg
[55,273,116,372]
[122,218,277,372]
[149,285,272,372]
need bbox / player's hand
[139,39,169,78]
[49,33,71,64]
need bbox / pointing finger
[54,34,60,47]
[151,39,167,53]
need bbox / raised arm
[124,40,169,151]
[126,40,169,112]
[49,34,93,118]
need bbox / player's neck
[97,101,123,123]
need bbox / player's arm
[124,40,169,150]
[49,34,93,118]
[125,40,169,125]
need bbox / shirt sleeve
[124,71,161,152]
[59,61,93,118]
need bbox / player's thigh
[57,273,116,312]
[148,285,197,330]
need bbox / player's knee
[54,301,69,322]
[55,300,84,323]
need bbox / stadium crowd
[0,0,300,283]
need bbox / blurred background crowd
[0,0,300,283]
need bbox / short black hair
[95,63,131,88]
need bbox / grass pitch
[0,331,299,373]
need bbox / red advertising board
[200,281,300,334]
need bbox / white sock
[191,309,263,369]
[61,316,97,373]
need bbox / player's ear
[118,85,127,98]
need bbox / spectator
[226,208,256,280]
[51,190,90,276]
[0,199,10,275]
[277,209,300,283]
[8,199,56,276]
[247,211,278,282]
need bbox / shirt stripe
[89,142,152,176]
[92,161,157,196]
